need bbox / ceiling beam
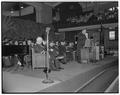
[24,2,43,7]
[58,23,118,32]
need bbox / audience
[55,6,118,28]
[49,41,64,71]
[33,37,45,54]
[57,41,66,64]
[2,32,105,71]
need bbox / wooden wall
[63,27,118,52]
[65,30,80,42]
[104,27,118,51]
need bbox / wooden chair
[31,48,46,70]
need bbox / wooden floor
[40,56,118,92]
[2,56,118,93]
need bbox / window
[109,31,115,40]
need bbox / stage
[2,56,118,93]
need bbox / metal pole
[100,23,102,46]
[42,27,54,83]
[46,29,49,79]
[19,3,21,16]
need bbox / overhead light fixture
[10,11,14,13]
[20,6,24,9]
[109,8,113,11]
[117,6,118,9]
[19,2,24,9]
[109,27,112,29]
[112,7,115,10]
[10,10,14,13]
[10,8,14,13]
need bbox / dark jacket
[58,45,66,56]
[33,44,45,53]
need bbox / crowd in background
[2,38,35,46]
[54,6,118,28]
[66,6,118,24]
[3,25,107,72]
[2,36,78,71]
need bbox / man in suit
[34,37,62,71]
[34,37,45,54]
[77,29,87,63]
[49,41,64,71]
[58,41,66,64]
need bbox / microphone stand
[42,27,54,83]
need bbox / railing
[54,18,118,29]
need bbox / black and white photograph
[1,0,119,93]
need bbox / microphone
[46,27,50,34]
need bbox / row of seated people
[2,38,35,46]
[2,38,33,69]
[2,37,76,72]
[30,37,77,71]
[32,37,65,71]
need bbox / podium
[81,46,100,63]
[81,48,90,63]
[95,46,100,60]
[31,48,46,70]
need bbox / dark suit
[77,32,86,63]
[58,45,66,64]
[49,46,61,70]
[34,44,45,53]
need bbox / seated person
[23,41,27,45]
[67,42,74,52]
[66,42,74,62]
[33,37,45,54]
[58,41,66,64]
[49,41,64,71]
[23,40,33,68]
[33,37,62,71]
[9,40,13,45]
[14,41,19,45]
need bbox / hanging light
[19,3,24,9]
[109,8,113,11]
[112,7,115,11]
[10,10,14,13]
[10,8,14,13]
[20,6,24,9]
[20,5,24,9]
[117,6,118,9]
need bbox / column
[35,6,42,23]
[35,4,52,24]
